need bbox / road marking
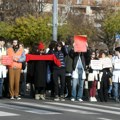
[12,102,99,115]
[26,109,61,115]
[0,111,19,117]
[45,102,120,115]
[0,103,61,115]
[81,103,120,110]
[97,118,113,120]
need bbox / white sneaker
[10,96,15,100]
[89,97,92,102]
[78,99,83,102]
[40,95,45,100]
[71,98,75,102]
[35,94,40,100]
[92,97,97,102]
[54,97,60,101]
[16,96,21,100]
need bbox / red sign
[74,35,87,52]
[1,55,13,66]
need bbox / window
[76,0,83,4]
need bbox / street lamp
[52,0,58,41]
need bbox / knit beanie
[38,42,45,50]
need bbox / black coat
[70,50,86,70]
[34,60,47,87]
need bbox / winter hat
[38,42,45,50]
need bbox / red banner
[26,54,61,67]
[1,55,13,66]
[74,35,87,52]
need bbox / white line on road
[13,102,99,115]
[26,109,61,115]
[0,103,61,115]
[97,118,113,120]
[0,111,19,117]
[81,103,120,110]
[45,102,120,115]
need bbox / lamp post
[52,0,58,41]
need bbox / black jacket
[70,50,86,71]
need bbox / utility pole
[52,0,58,41]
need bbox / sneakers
[78,98,83,102]
[40,95,45,100]
[71,98,75,102]
[10,96,21,100]
[54,97,60,101]
[15,96,21,100]
[35,94,40,100]
[54,95,65,101]
[60,96,65,101]
[115,98,119,103]
[35,94,46,100]
[10,96,15,100]
[92,97,97,102]
[90,97,97,102]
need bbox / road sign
[115,34,120,41]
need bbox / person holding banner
[0,38,7,99]
[87,51,99,102]
[33,42,47,100]
[70,51,86,102]
[70,35,87,102]
[98,50,112,102]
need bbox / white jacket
[112,56,120,83]
[0,47,7,78]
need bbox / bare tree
[58,0,72,25]
[0,0,50,22]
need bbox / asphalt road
[0,97,120,120]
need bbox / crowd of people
[0,37,120,103]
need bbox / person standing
[7,39,24,100]
[70,50,86,102]
[0,38,7,99]
[112,47,120,102]
[19,43,26,96]
[53,41,66,101]
[64,40,73,99]
[87,51,98,102]
[34,42,47,100]
[98,50,112,102]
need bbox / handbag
[72,70,78,79]
[82,70,86,79]
[88,73,94,81]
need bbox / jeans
[113,82,119,99]
[71,69,84,99]
[20,72,27,96]
[0,78,4,97]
